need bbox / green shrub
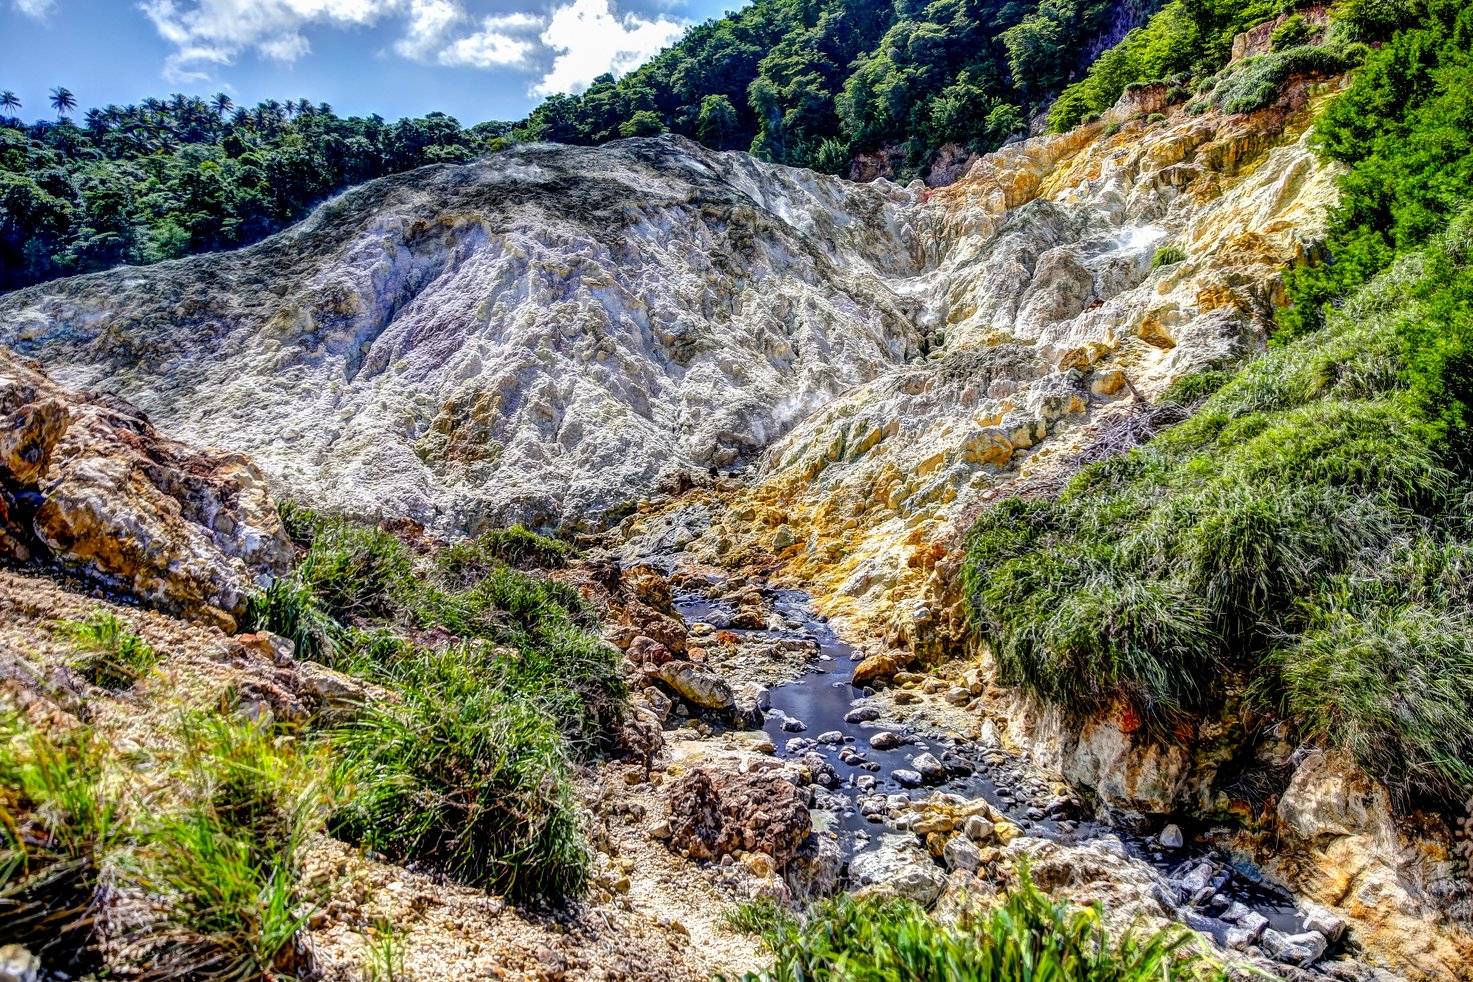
[436,525,573,585]
[1165,85,1191,104]
[1271,14,1319,50]
[1281,3,1473,336]
[1080,111,1102,125]
[732,873,1226,982]
[1185,100,1210,115]
[1161,371,1233,405]
[1270,593,1473,802]
[274,499,320,548]
[298,518,415,621]
[1211,36,1363,116]
[1102,121,1123,137]
[1152,245,1188,268]
[1144,112,1167,125]
[55,610,157,690]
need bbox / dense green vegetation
[727,874,1225,982]
[0,93,510,291]
[963,0,1473,812]
[245,509,621,902]
[0,711,336,978]
[519,0,1161,175]
[3,514,619,972]
[1049,0,1277,129]
[1280,1,1473,362]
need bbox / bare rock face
[0,351,293,628]
[665,768,811,869]
[0,137,926,531]
[1267,752,1473,980]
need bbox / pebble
[781,717,807,732]
[869,731,901,750]
[893,769,923,788]
[844,706,881,723]
[1159,823,1184,849]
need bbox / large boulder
[849,834,948,907]
[650,660,735,711]
[0,351,293,628]
[665,768,811,869]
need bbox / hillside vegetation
[0,97,507,291]
[516,0,1321,176]
[1,515,623,975]
[963,0,1473,809]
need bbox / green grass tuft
[0,715,118,962]
[731,872,1225,982]
[1152,245,1188,269]
[55,609,158,690]
[134,714,341,980]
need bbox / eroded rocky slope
[0,140,925,530]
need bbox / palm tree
[0,90,20,116]
[83,107,110,137]
[49,86,77,119]
[210,92,233,118]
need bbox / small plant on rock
[1153,245,1188,268]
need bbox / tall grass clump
[330,643,589,902]
[963,212,1473,805]
[0,715,118,963]
[133,714,340,980]
[241,577,339,662]
[733,873,1225,982]
[238,508,623,901]
[453,524,573,573]
[56,610,158,690]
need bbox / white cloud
[140,0,407,80]
[136,0,684,91]
[438,12,542,68]
[392,0,463,60]
[533,0,683,96]
[12,0,56,18]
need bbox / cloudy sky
[1,0,738,124]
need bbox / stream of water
[673,586,1307,936]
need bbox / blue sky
[1,0,743,124]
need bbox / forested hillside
[0,95,509,291]
[0,0,1321,293]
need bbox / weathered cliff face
[676,76,1345,659]
[0,139,926,530]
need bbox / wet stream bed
[673,587,1311,941]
